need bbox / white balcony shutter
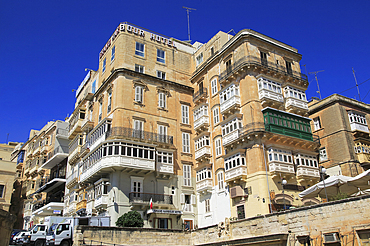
[180,194,185,204]
[191,194,196,205]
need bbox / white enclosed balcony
[194,115,209,131]
[269,162,295,176]
[95,194,108,210]
[221,117,242,146]
[195,146,211,160]
[196,178,212,193]
[258,77,284,108]
[156,162,174,174]
[222,129,240,146]
[86,119,111,152]
[225,166,247,182]
[193,104,209,131]
[296,166,320,179]
[66,172,78,189]
[348,110,369,134]
[224,153,247,182]
[219,84,240,115]
[220,95,241,115]
[259,89,284,104]
[80,142,156,183]
[285,97,308,109]
[350,122,370,133]
[284,86,308,115]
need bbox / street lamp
[282,179,287,210]
[320,166,329,202]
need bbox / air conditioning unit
[324,233,340,243]
[230,186,245,198]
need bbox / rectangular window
[237,205,245,219]
[183,164,191,186]
[157,49,165,63]
[211,78,218,95]
[217,172,224,190]
[260,51,268,66]
[319,148,328,161]
[135,64,144,73]
[215,138,222,156]
[205,199,210,213]
[133,120,143,139]
[157,218,170,229]
[196,53,203,66]
[357,229,370,245]
[92,80,96,94]
[210,47,214,57]
[98,100,103,122]
[158,125,168,143]
[182,132,190,153]
[181,105,189,124]
[286,61,292,75]
[158,92,166,108]
[213,107,220,125]
[0,185,4,198]
[111,46,115,61]
[102,58,106,73]
[157,70,166,80]
[135,42,144,57]
[107,91,112,113]
[226,59,232,73]
[135,85,144,103]
[313,117,321,131]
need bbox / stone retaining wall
[76,195,370,246]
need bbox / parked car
[13,231,27,245]
[10,229,26,245]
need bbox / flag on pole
[150,197,153,209]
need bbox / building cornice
[308,94,370,114]
[191,29,301,82]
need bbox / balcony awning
[41,153,68,169]
[35,178,66,194]
[32,202,64,216]
[147,209,182,215]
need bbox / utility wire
[339,77,370,94]
[362,87,370,101]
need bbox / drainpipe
[262,144,273,213]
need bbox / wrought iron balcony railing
[219,55,308,82]
[106,127,173,145]
[193,87,208,102]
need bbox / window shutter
[180,194,185,204]
[191,194,196,205]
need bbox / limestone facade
[308,94,370,177]
[21,120,69,229]
[191,29,320,227]
[64,22,198,229]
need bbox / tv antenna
[352,68,361,102]
[308,70,324,100]
[183,6,196,42]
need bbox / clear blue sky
[1,0,370,143]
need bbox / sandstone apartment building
[308,94,370,177]
[18,22,329,230]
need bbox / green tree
[116,210,144,227]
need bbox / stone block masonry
[75,194,370,245]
